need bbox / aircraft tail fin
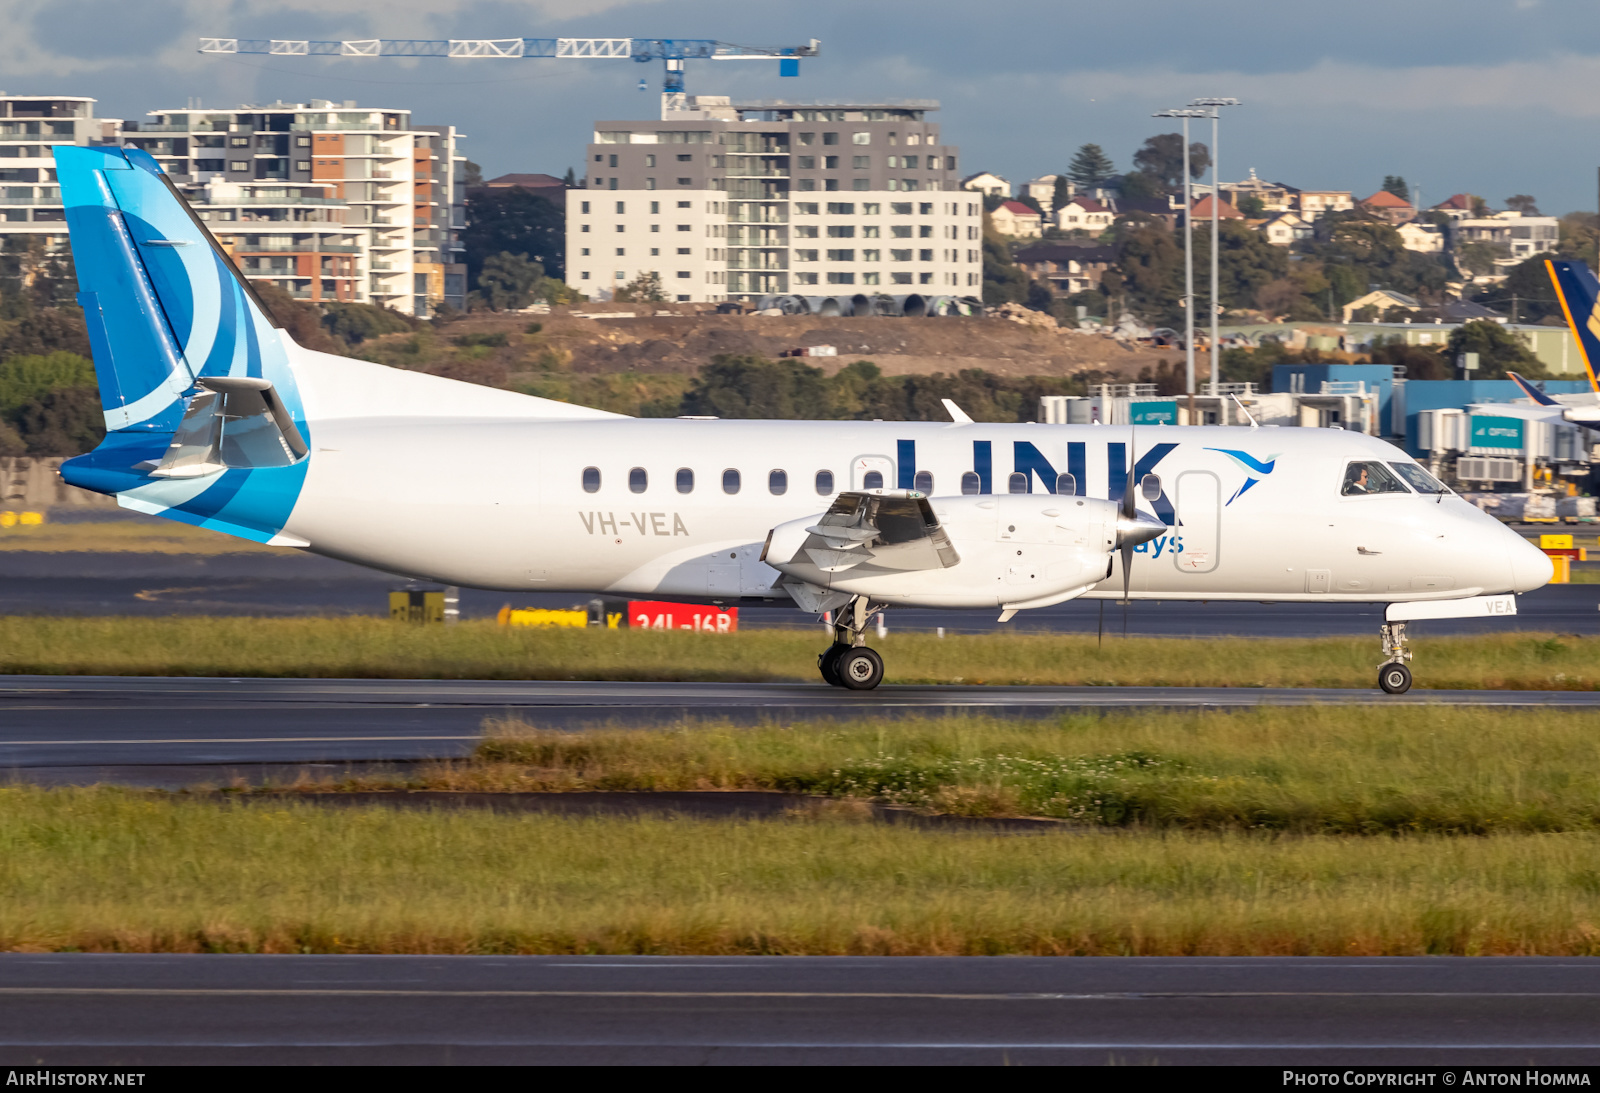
[1506,371,1558,406]
[1545,259,1600,393]
[55,145,312,543]
[58,144,298,436]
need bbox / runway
[4,546,1598,636]
[3,953,1600,1064]
[2,675,1598,782]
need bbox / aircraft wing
[1467,402,1600,428]
[1466,403,1568,425]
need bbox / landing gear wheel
[836,647,885,691]
[1379,662,1413,695]
[818,643,849,687]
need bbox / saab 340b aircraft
[53,146,1552,693]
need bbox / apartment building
[565,96,982,303]
[185,177,368,303]
[0,96,123,256]
[127,100,466,315]
[1454,210,1560,262]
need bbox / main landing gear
[818,596,885,690]
[1378,621,1413,694]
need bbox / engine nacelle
[762,490,1121,610]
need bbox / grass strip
[5,787,1600,956]
[0,521,295,554]
[0,617,1595,689]
[364,708,1600,834]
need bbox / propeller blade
[1121,538,1133,637]
[1122,425,1134,636]
[1121,424,1137,523]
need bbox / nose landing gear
[817,596,885,690]
[1378,621,1413,694]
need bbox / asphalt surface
[4,954,1600,1064]
[2,676,1598,784]
[4,547,1599,636]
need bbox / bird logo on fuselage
[1205,448,1280,505]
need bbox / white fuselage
[275,352,1551,608]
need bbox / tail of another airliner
[1545,259,1600,393]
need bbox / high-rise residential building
[0,96,123,256]
[564,96,981,304]
[127,100,466,315]
[183,177,368,303]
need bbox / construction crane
[199,36,820,103]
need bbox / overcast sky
[8,0,1600,214]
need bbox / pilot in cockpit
[1343,463,1373,495]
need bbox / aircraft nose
[1508,533,1554,593]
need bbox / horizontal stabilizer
[151,377,309,479]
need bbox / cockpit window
[1388,461,1449,495]
[1341,460,1410,496]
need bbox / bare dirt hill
[439,305,1178,380]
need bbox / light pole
[1155,107,1208,422]
[1190,98,1240,401]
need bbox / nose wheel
[817,597,885,690]
[1378,621,1413,695]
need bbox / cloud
[3,0,1599,210]
[31,0,188,61]
[1006,52,1600,118]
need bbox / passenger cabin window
[582,467,601,493]
[913,470,933,493]
[1341,461,1409,497]
[961,472,981,495]
[815,470,834,495]
[1008,472,1028,494]
[1140,474,1162,501]
[1056,472,1077,496]
[769,469,788,495]
[862,470,884,490]
[629,467,648,494]
[1389,462,1449,494]
[723,468,741,494]
[676,468,694,494]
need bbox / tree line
[0,283,427,458]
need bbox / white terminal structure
[565,97,982,304]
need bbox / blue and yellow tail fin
[1545,259,1600,393]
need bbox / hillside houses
[1054,196,1113,232]
[969,158,1564,300]
[1358,190,1415,224]
[1453,210,1560,261]
[1220,170,1294,212]
[1258,210,1313,246]
[960,171,1011,199]
[1013,243,1117,294]
[989,199,1043,237]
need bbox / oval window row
[583,467,1109,498]
[583,467,836,496]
